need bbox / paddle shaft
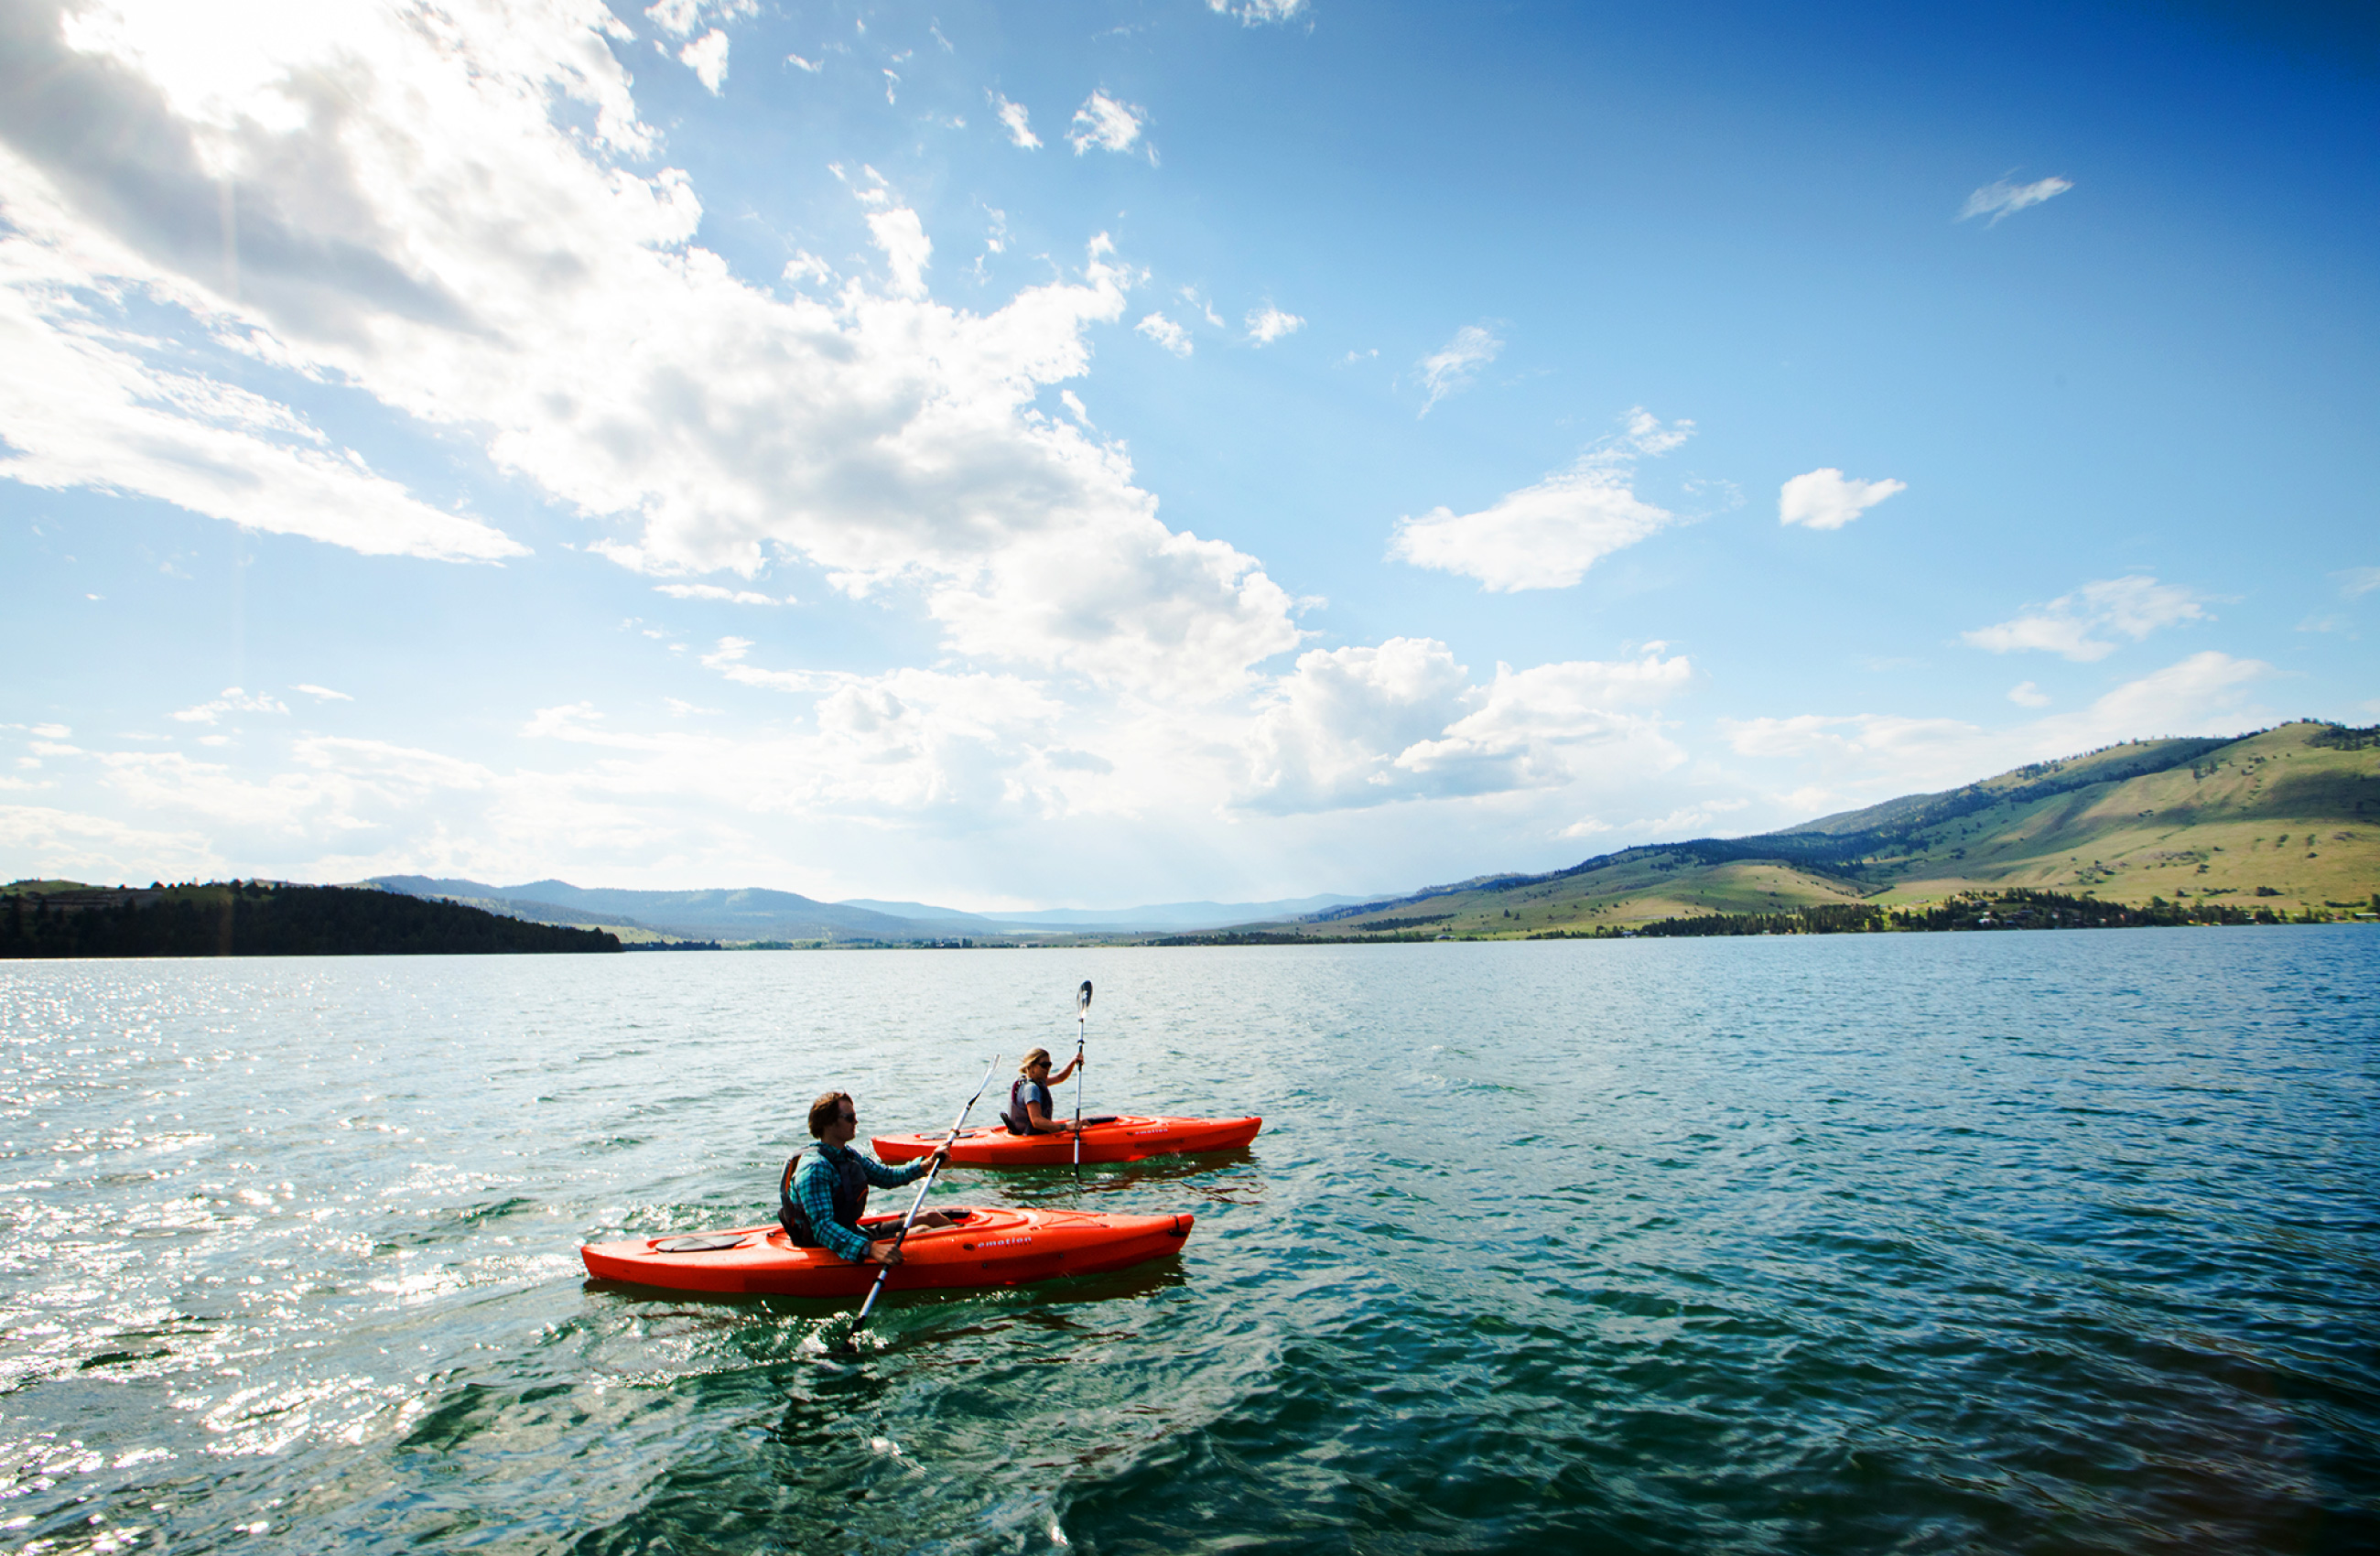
[1073,979,1092,1181]
[848,1056,998,1345]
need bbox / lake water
[1,929,2375,1554]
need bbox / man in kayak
[1002,1047,1082,1136]
[780,1091,955,1266]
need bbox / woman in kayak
[1003,1048,1082,1135]
[781,1091,955,1265]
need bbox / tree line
[1,881,622,958]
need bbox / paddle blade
[1076,979,1093,1015]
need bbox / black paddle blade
[1076,979,1093,1014]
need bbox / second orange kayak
[872,1113,1261,1167]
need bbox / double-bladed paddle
[845,1055,998,1349]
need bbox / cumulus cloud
[1136,311,1191,356]
[1238,641,1690,814]
[1778,468,1906,530]
[1068,92,1145,156]
[1959,176,2073,225]
[680,30,730,94]
[991,93,1041,149]
[2007,681,2050,708]
[1963,576,2211,662]
[0,2,1298,700]
[1243,304,1303,345]
[1388,409,1692,592]
[1416,324,1500,416]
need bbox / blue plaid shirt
[794,1141,932,1262]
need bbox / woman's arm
[1047,1054,1081,1085]
[1024,1096,1076,1132]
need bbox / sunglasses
[836,1108,857,1122]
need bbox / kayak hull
[579,1205,1194,1296]
[872,1114,1262,1167]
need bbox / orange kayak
[871,1114,1262,1167]
[579,1205,1193,1296]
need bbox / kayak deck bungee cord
[579,1205,1194,1296]
[871,1113,1262,1167]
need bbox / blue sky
[2,0,2374,907]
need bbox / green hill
[1240,720,2380,939]
[1,880,622,957]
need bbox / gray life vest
[779,1146,869,1246]
[1004,1076,1053,1135]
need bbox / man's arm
[794,1159,874,1263]
[857,1152,931,1189]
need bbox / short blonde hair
[1019,1048,1052,1074]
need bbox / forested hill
[0,881,622,958]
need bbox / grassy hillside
[1235,720,2380,939]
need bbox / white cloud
[0,219,525,563]
[1388,409,1692,591]
[1720,651,2274,808]
[169,688,291,725]
[680,30,730,94]
[646,0,753,40]
[1415,324,1501,416]
[1244,305,1303,345]
[1067,92,1145,156]
[1238,641,1690,814]
[655,583,784,605]
[0,804,223,882]
[786,53,820,73]
[292,684,352,701]
[2007,681,2050,708]
[1963,576,2211,662]
[1959,176,2073,225]
[28,724,71,739]
[1136,312,1192,356]
[2336,566,2380,599]
[0,5,1304,699]
[1778,468,1906,530]
[1208,0,1308,21]
[992,93,1041,149]
[781,250,834,286]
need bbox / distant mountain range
[366,877,1371,943]
[369,720,2377,945]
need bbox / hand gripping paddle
[845,1055,998,1349]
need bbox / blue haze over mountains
[367,877,1367,941]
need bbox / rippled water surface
[2,930,2375,1554]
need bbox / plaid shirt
[794,1141,932,1262]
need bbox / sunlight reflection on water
[0,931,2374,1553]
